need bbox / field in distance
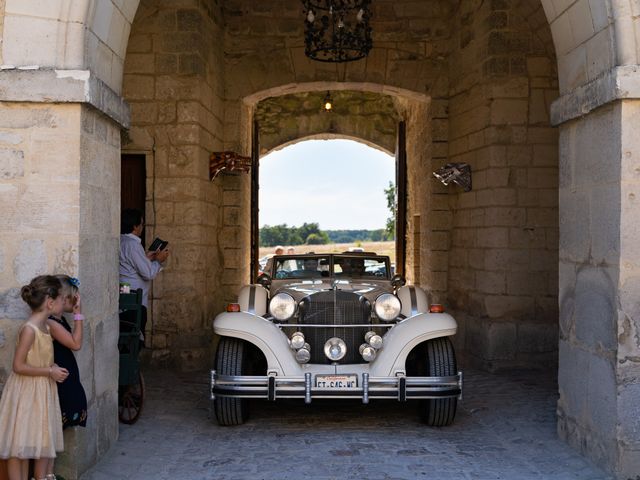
[259,241,395,263]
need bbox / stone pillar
[553,69,640,477]
[0,69,128,478]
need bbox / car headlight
[290,331,305,350]
[374,293,401,321]
[324,337,347,361]
[365,331,383,349]
[359,343,377,362]
[269,293,296,321]
[295,346,311,364]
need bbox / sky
[259,139,395,230]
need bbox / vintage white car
[210,252,462,426]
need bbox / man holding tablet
[119,208,170,346]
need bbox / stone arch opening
[262,134,394,158]
[253,90,402,267]
[243,85,434,287]
[257,138,396,254]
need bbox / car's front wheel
[421,337,458,426]
[213,337,249,426]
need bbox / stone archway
[1,0,639,477]
[243,85,437,292]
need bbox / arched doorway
[242,87,431,287]
[257,138,396,263]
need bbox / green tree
[334,234,353,243]
[261,223,323,246]
[297,222,322,241]
[260,224,296,246]
[369,229,385,242]
[305,232,329,245]
[384,181,396,240]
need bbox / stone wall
[615,99,640,478]
[398,99,433,287]
[223,0,455,147]
[122,0,226,370]
[0,102,120,478]
[542,0,615,96]
[396,83,450,307]
[0,0,5,62]
[446,0,559,370]
[0,0,138,94]
[255,91,398,155]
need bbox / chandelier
[302,0,373,63]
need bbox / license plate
[315,374,358,389]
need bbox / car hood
[272,280,391,302]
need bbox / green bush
[306,232,328,244]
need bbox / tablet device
[149,237,168,252]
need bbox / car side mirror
[256,273,271,288]
[391,274,405,288]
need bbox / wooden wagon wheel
[118,371,145,424]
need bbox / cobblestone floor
[81,368,612,480]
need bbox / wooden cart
[118,289,145,424]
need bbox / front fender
[213,312,301,376]
[370,313,457,376]
[213,311,457,378]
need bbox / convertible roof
[271,252,387,258]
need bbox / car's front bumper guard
[210,371,463,404]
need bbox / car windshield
[334,256,387,278]
[273,255,388,280]
[274,256,329,279]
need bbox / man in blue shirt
[119,208,169,345]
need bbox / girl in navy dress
[45,275,88,479]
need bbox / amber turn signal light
[429,304,445,313]
[227,303,241,312]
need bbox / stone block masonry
[0,101,121,480]
[122,1,226,372]
[446,0,559,371]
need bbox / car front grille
[298,290,371,364]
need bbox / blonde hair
[55,274,79,302]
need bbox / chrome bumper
[210,370,463,404]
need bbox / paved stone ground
[81,369,612,480]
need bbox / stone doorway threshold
[82,369,612,479]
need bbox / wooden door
[121,153,146,244]
[395,121,407,277]
[250,120,260,282]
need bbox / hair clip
[68,277,80,287]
